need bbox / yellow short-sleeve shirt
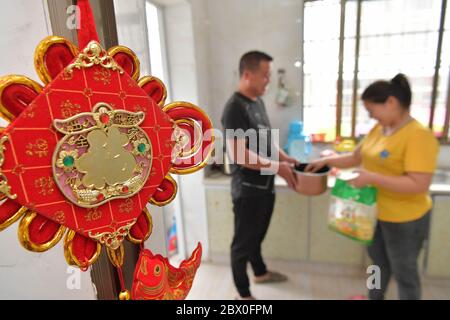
[360,119,439,223]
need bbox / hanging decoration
[0,0,213,300]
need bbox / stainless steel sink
[432,170,450,184]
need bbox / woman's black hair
[361,73,412,109]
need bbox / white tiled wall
[191,0,304,146]
[164,1,210,259]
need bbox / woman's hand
[305,149,337,172]
[348,169,377,188]
[305,158,329,173]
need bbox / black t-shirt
[221,92,275,199]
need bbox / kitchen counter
[203,169,450,278]
[204,170,450,195]
[429,170,450,195]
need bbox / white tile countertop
[204,170,450,195]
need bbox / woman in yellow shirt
[307,74,439,300]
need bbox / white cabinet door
[205,188,309,261]
[205,189,234,256]
[309,191,366,266]
[262,190,309,261]
[426,196,450,278]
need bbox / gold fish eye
[154,265,161,276]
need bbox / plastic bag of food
[328,178,377,244]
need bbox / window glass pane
[304,0,445,141]
[303,0,341,141]
[341,0,357,138]
[146,2,166,83]
[114,0,151,75]
[356,0,441,138]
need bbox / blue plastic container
[285,121,312,163]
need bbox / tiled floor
[185,258,450,300]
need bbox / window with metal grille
[303,0,450,144]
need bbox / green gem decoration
[63,156,75,167]
[138,143,146,153]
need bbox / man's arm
[227,138,297,189]
[273,143,299,165]
[227,138,270,170]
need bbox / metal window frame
[350,0,362,138]
[336,0,346,138]
[305,0,450,144]
[444,65,450,140]
[441,1,450,143]
[430,0,447,143]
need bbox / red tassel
[77,0,100,50]
[116,267,131,300]
[117,267,126,292]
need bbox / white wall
[164,1,210,259]
[0,0,96,300]
[190,0,304,146]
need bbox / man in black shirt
[221,51,298,300]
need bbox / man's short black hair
[239,51,273,77]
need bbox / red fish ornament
[132,243,202,300]
[0,0,212,300]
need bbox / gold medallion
[52,102,152,208]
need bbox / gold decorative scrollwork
[107,244,125,268]
[0,136,16,200]
[65,41,124,75]
[88,219,136,250]
[171,120,203,163]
